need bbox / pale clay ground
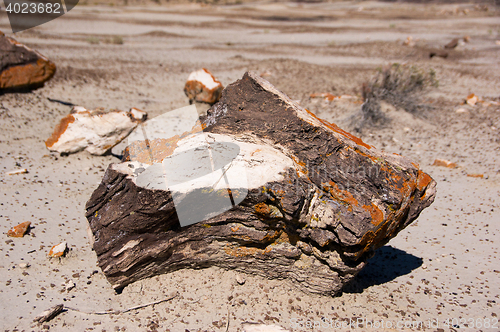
[0,1,499,331]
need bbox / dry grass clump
[355,63,438,130]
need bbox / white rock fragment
[6,168,28,175]
[184,68,223,105]
[45,106,147,155]
[65,280,75,291]
[48,241,67,258]
[19,262,30,268]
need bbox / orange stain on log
[326,181,359,207]
[416,171,433,191]
[304,109,372,150]
[126,136,180,164]
[45,114,75,148]
[364,204,384,226]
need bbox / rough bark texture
[0,31,56,91]
[86,72,436,295]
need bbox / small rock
[48,242,67,258]
[19,262,30,268]
[429,50,448,59]
[432,159,457,168]
[7,221,31,238]
[184,68,223,105]
[65,280,75,291]
[0,31,56,91]
[463,35,470,43]
[466,93,478,106]
[242,323,290,332]
[496,40,500,46]
[259,71,272,78]
[236,275,246,285]
[5,168,28,175]
[455,108,468,113]
[403,36,415,47]
[467,173,484,178]
[33,304,64,323]
[403,127,411,132]
[45,106,147,155]
[444,38,459,49]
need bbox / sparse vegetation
[86,36,100,45]
[110,35,124,45]
[354,63,438,130]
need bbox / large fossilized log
[86,72,436,295]
[0,31,56,91]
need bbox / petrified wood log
[86,72,436,295]
[46,106,147,155]
[0,31,56,91]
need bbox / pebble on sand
[432,159,457,168]
[7,221,31,238]
[48,242,68,258]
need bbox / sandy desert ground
[0,1,499,331]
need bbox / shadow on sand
[343,245,423,294]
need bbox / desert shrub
[86,36,100,45]
[110,36,124,45]
[354,63,438,130]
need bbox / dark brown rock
[86,72,436,295]
[444,38,459,49]
[0,31,56,91]
[429,49,449,59]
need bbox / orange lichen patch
[357,215,401,258]
[416,171,433,191]
[45,114,76,148]
[467,173,484,178]
[432,159,457,168]
[304,109,372,150]
[291,155,308,175]
[262,230,281,243]
[254,202,271,216]
[126,136,180,164]
[364,204,384,226]
[231,225,240,232]
[0,58,56,89]
[352,147,379,164]
[7,221,31,238]
[325,181,359,207]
